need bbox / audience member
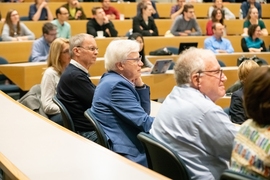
[230,66,270,179]
[133,2,158,36]
[241,0,261,19]
[41,38,70,125]
[51,7,71,39]
[204,23,234,54]
[170,4,201,36]
[0,11,4,22]
[128,33,153,73]
[229,60,259,125]
[57,33,98,141]
[170,0,185,20]
[1,9,35,41]
[62,0,86,20]
[206,8,225,36]
[86,7,118,37]
[90,39,154,167]
[208,0,235,20]
[150,47,237,180]
[136,0,159,19]
[31,22,57,62]
[101,0,120,20]
[241,24,267,52]
[242,7,268,37]
[28,0,53,21]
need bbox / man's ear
[191,73,200,88]
[116,62,124,71]
[72,47,80,56]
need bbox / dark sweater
[86,18,118,37]
[57,64,95,132]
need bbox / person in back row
[28,0,53,21]
[101,0,120,20]
[87,7,118,38]
[51,7,71,39]
[62,0,87,20]
[56,33,98,142]
[208,0,235,20]
[170,0,185,20]
[150,47,237,180]
[241,0,261,19]
[170,4,201,36]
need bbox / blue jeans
[77,131,98,143]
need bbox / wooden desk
[216,96,231,108]
[0,91,169,180]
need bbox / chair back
[220,169,263,180]
[137,132,191,180]
[84,109,109,149]
[52,96,75,132]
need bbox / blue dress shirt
[31,36,50,62]
[204,36,234,54]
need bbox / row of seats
[0,2,270,19]
[1,19,269,38]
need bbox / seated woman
[241,24,267,52]
[41,38,70,125]
[206,8,225,36]
[28,0,53,21]
[242,7,268,36]
[208,0,235,20]
[230,66,270,179]
[1,10,35,41]
[128,33,153,73]
[136,0,159,19]
[62,0,87,20]
[133,2,159,36]
[229,60,259,125]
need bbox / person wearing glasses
[40,38,70,125]
[150,48,237,179]
[51,7,71,39]
[90,39,154,167]
[30,22,57,62]
[57,33,98,142]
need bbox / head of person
[243,67,270,126]
[238,60,259,85]
[248,24,261,39]
[246,7,258,20]
[212,22,224,38]
[68,0,78,6]
[92,7,105,21]
[211,8,224,24]
[55,7,69,22]
[47,38,70,74]
[70,33,98,69]
[174,48,227,102]
[248,0,256,4]
[101,0,111,10]
[183,4,195,20]
[42,22,57,44]
[177,0,184,8]
[5,9,20,37]
[138,2,153,17]
[213,0,223,9]
[128,33,146,66]
[35,0,44,5]
[105,40,142,83]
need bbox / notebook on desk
[143,59,172,74]
[178,42,198,54]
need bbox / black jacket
[86,18,118,37]
[132,15,158,36]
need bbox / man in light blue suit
[90,39,154,167]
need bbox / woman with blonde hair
[1,9,35,41]
[41,38,70,125]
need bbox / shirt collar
[70,59,89,74]
[109,71,135,88]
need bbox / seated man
[204,22,234,54]
[51,7,71,39]
[57,33,98,142]
[90,39,154,167]
[31,22,57,62]
[62,0,87,20]
[170,4,201,36]
[101,0,120,20]
[86,7,118,38]
[150,48,237,179]
[170,0,185,20]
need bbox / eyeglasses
[197,69,224,80]
[77,46,99,52]
[125,55,142,64]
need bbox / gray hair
[174,48,215,86]
[105,39,140,71]
[69,33,93,58]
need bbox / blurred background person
[229,60,259,125]
[62,0,86,20]
[241,0,261,19]
[128,33,153,73]
[41,38,70,125]
[51,7,71,39]
[170,0,185,20]
[206,8,225,36]
[133,2,158,36]
[242,7,268,37]
[28,0,53,21]
[1,9,35,41]
[101,0,120,20]
[230,66,270,179]
[208,0,235,20]
[136,0,159,19]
